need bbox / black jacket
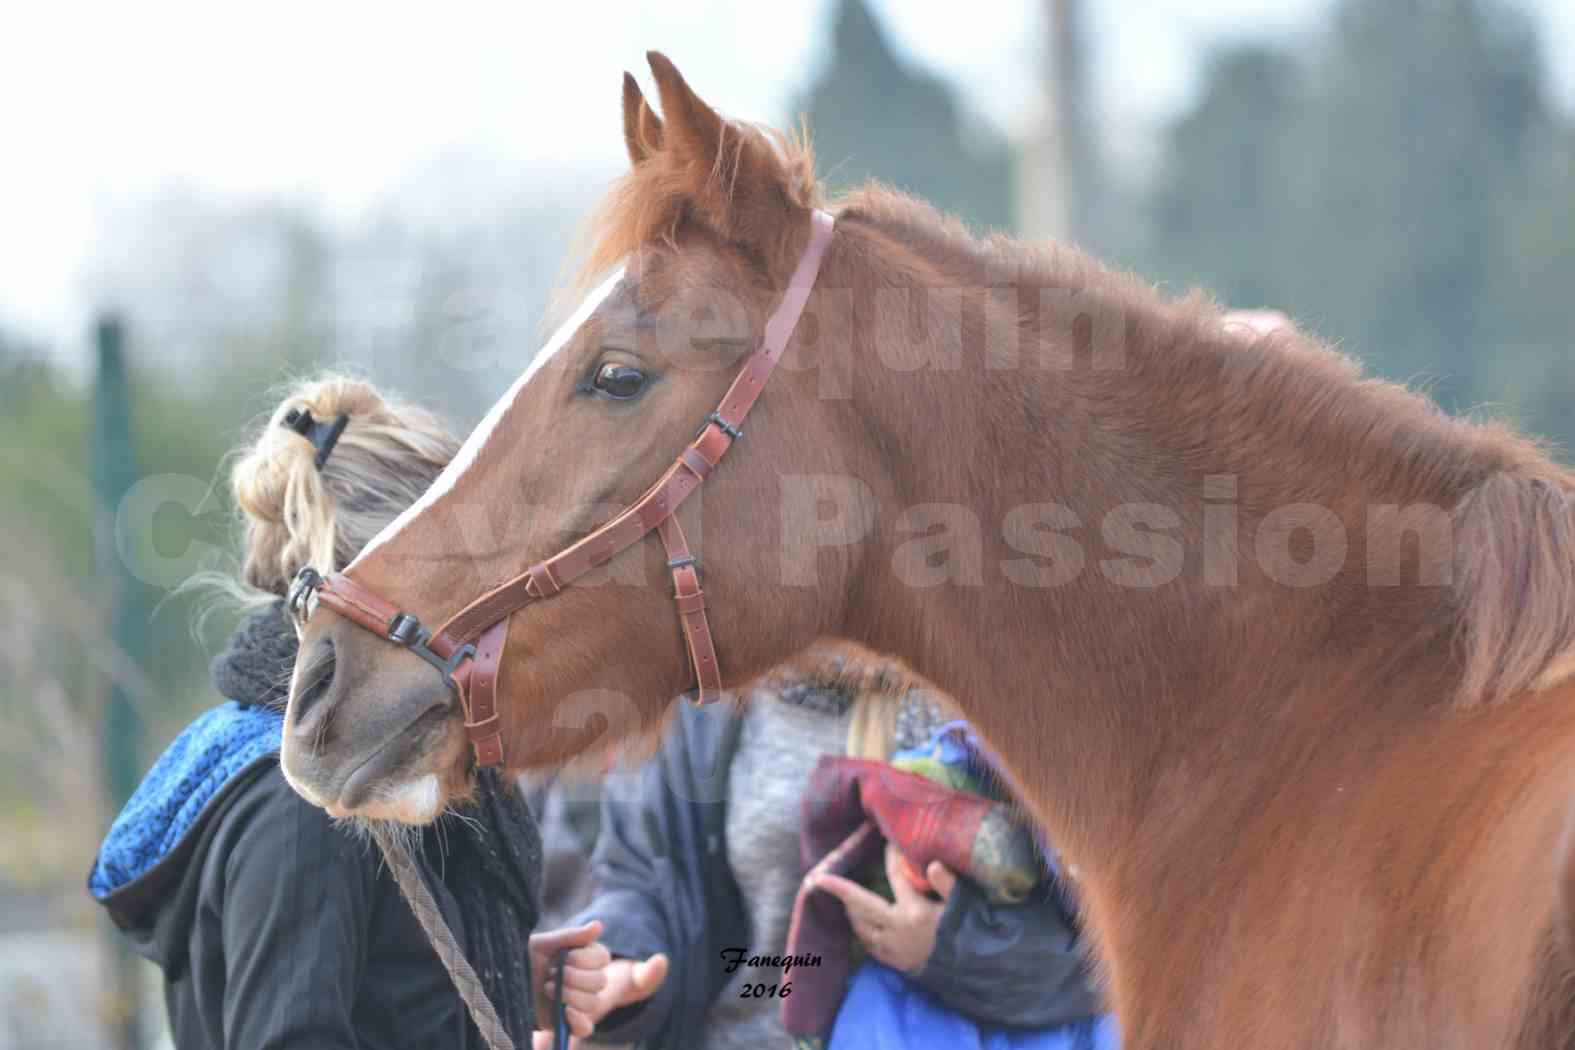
[573,700,1104,1049]
[103,758,472,1050]
[90,602,538,1050]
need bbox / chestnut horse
[282,54,1575,1049]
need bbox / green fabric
[878,734,1040,904]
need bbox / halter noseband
[288,209,836,768]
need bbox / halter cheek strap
[289,209,837,767]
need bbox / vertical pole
[91,314,145,1050]
[1048,0,1094,244]
[1018,0,1096,245]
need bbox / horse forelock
[574,118,818,292]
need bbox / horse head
[280,54,871,821]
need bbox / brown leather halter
[287,209,836,768]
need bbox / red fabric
[780,757,993,1038]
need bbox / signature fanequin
[719,948,823,999]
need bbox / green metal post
[91,315,145,1050]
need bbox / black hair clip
[282,407,350,469]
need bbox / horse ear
[622,72,664,165]
[644,50,807,266]
[646,51,726,164]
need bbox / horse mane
[836,187,1575,709]
[1453,471,1575,703]
[576,115,1575,710]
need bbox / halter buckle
[696,411,743,443]
[287,566,323,624]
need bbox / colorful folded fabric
[781,755,1041,1045]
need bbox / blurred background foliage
[1,0,1571,1044]
[1142,0,1574,430]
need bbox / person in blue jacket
[540,643,1118,1050]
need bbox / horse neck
[826,226,1517,871]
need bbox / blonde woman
[89,375,607,1050]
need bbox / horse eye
[592,362,647,400]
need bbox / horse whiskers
[432,810,452,881]
[342,813,424,867]
[281,643,339,752]
[442,802,486,839]
[264,663,295,713]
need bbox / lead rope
[370,825,518,1050]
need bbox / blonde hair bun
[231,373,461,595]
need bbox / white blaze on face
[352,267,628,566]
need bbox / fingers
[817,869,902,964]
[844,904,887,956]
[560,961,609,994]
[926,860,958,900]
[539,939,612,1018]
[538,937,614,1035]
[566,1006,594,1039]
[542,972,604,1015]
[630,953,669,998]
[562,942,611,974]
[530,919,605,956]
[544,952,646,1039]
[530,1029,589,1050]
[885,845,926,906]
[535,994,596,1040]
[813,871,893,923]
[600,954,669,1013]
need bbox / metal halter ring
[287,566,324,624]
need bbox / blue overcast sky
[5,0,1573,352]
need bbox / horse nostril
[291,639,335,727]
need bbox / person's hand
[811,843,958,974]
[538,940,667,1034]
[530,920,668,1044]
[529,921,611,1038]
[594,954,669,1016]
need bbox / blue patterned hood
[88,601,298,963]
[89,701,284,900]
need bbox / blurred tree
[3,167,605,830]
[1477,122,1575,450]
[1142,0,1571,453]
[1287,0,1544,406]
[800,0,1014,232]
[0,330,234,874]
[1149,45,1302,312]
